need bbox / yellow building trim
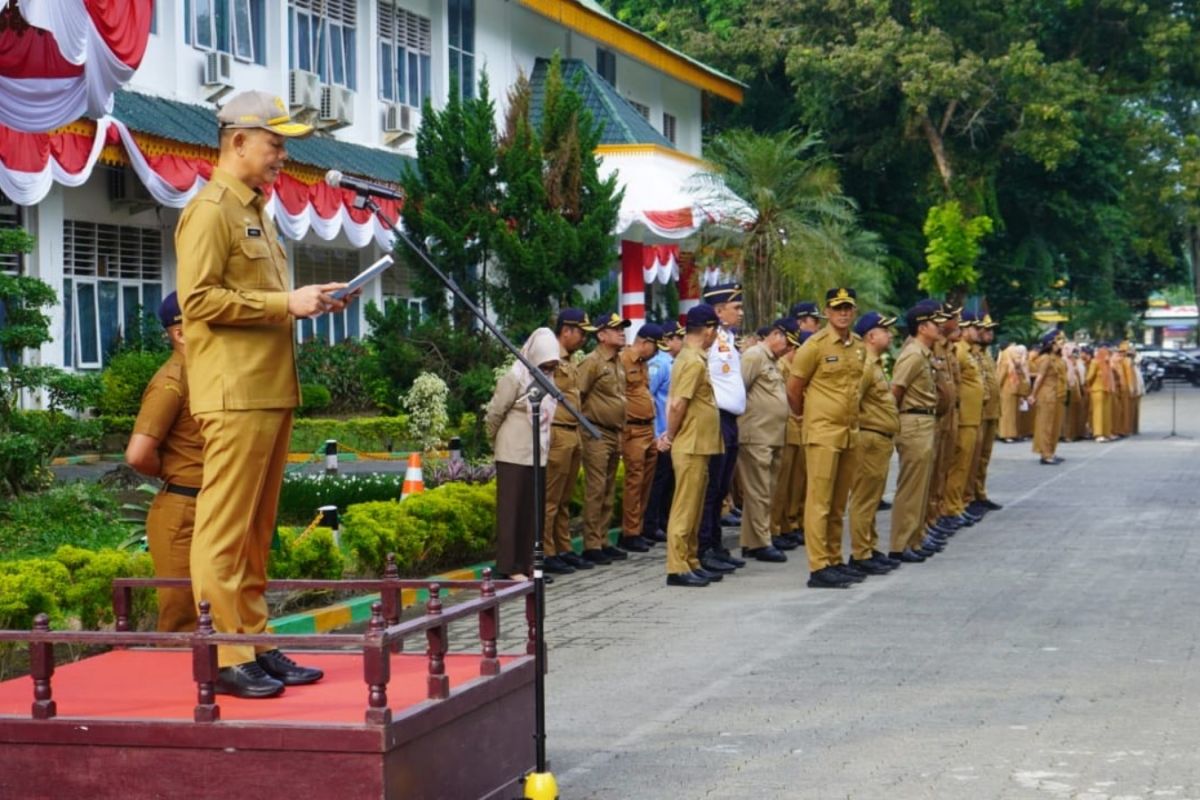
[516,0,744,103]
[596,142,708,169]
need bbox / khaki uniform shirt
[892,338,938,412]
[1034,353,1067,402]
[670,344,723,456]
[620,347,655,423]
[175,168,298,414]
[739,342,788,445]
[578,346,626,431]
[551,343,581,427]
[791,326,867,449]
[778,355,804,446]
[979,347,1001,421]
[131,351,204,488]
[955,339,985,426]
[931,339,958,416]
[858,351,900,436]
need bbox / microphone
[324,170,405,202]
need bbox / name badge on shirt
[824,356,839,363]
[722,363,731,373]
[246,227,263,238]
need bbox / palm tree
[689,128,889,326]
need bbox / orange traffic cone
[401,452,425,500]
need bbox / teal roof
[111,90,413,182]
[529,57,674,148]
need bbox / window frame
[185,0,266,66]
[290,1,357,90]
[377,3,431,108]
[662,112,677,145]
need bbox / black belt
[164,483,200,498]
[719,410,738,420]
[902,408,936,416]
[862,428,894,438]
[552,422,577,429]
[627,417,654,426]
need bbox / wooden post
[478,569,500,676]
[192,601,221,723]
[30,614,56,720]
[382,553,402,653]
[111,584,132,642]
[425,583,449,700]
[364,602,392,725]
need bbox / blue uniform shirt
[647,349,674,437]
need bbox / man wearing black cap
[771,328,812,548]
[967,314,1004,513]
[888,301,943,561]
[925,303,962,543]
[737,318,795,563]
[788,287,867,588]
[940,312,986,528]
[662,305,723,587]
[125,292,204,633]
[619,323,664,553]
[543,309,596,575]
[643,323,684,542]
[578,312,632,563]
[846,312,900,576]
[697,282,747,574]
[791,301,823,336]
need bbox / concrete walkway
[539,386,1200,799]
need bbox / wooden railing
[0,569,536,726]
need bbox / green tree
[493,54,623,337]
[920,201,993,297]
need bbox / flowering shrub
[401,372,450,452]
[277,472,406,524]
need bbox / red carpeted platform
[0,649,514,723]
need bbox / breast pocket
[235,238,282,290]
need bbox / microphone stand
[352,193,599,799]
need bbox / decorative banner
[641,244,679,285]
[0,0,154,133]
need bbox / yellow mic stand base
[523,771,559,799]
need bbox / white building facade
[0,0,743,384]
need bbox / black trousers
[642,450,675,536]
[698,411,738,555]
[494,461,535,575]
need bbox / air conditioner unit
[203,51,232,86]
[383,103,416,134]
[319,85,355,128]
[289,69,321,111]
[107,168,155,207]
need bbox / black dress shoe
[929,521,956,536]
[581,549,612,565]
[772,535,800,551]
[938,516,963,530]
[807,567,851,589]
[667,572,709,587]
[561,551,595,570]
[601,544,629,560]
[871,550,902,568]
[913,546,935,558]
[645,528,668,543]
[256,649,324,686]
[720,514,742,527]
[216,661,285,698]
[617,536,650,553]
[637,535,657,548]
[715,548,746,568]
[783,531,805,547]
[849,557,892,575]
[543,555,575,574]
[877,499,893,511]
[700,555,736,573]
[743,546,788,563]
[890,549,925,563]
[830,564,866,583]
[979,499,1003,511]
[961,510,983,523]
[692,568,724,583]
[1040,457,1060,465]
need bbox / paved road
[539,386,1200,799]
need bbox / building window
[293,245,362,344]
[62,220,163,369]
[597,48,616,87]
[448,0,475,100]
[183,0,267,65]
[662,112,677,145]
[0,191,24,276]
[629,99,650,120]
[289,0,357,90]
[378,3,431,108]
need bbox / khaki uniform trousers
[666,452,709,574]
[966,418,997,505]
[737,442,780,550]
[925,410,958,526]
[621,423,658,536]
[543,425,581,556]
[192,409,293,668]
[146,491,198,633]
[581,427,621,550]
[941,424,979,518]
[1033,400,1063,458]
[890,414,936,553]
[770,443,805,535]
[802,442,860,573]
[848,430,892,561]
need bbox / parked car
[1136,347,1200,386]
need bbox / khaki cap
[217,90,313,137]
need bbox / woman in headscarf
[997,343,1031,442]
[485,328,561,581]
[1061,343,1086,442]
[1029,331,1068,465]
[1085,346,1115,442]
[1110,348,1128,438]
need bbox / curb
[267,528,624,635]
